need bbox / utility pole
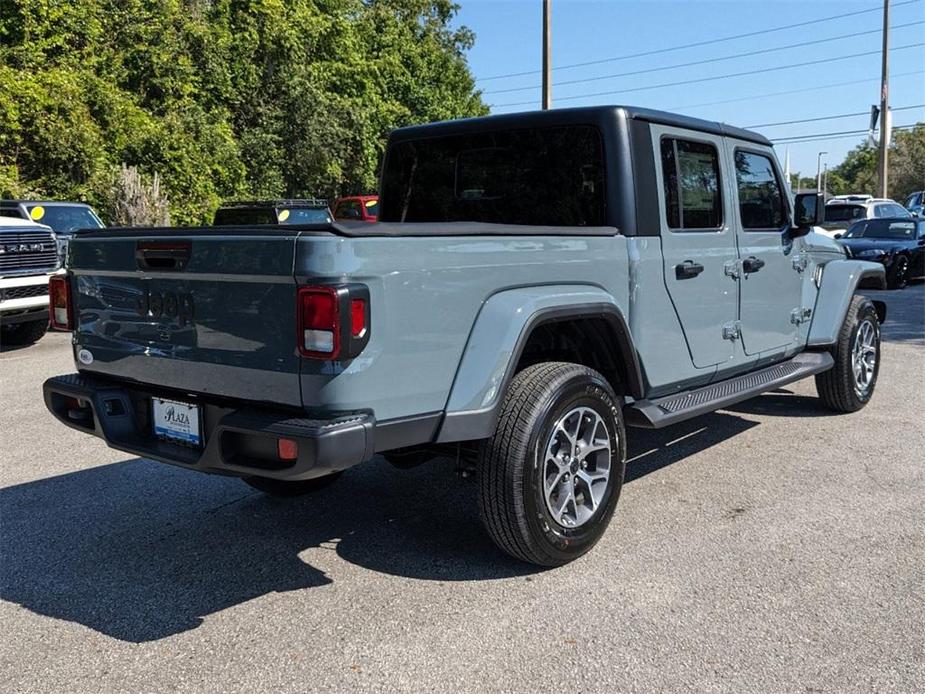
[823,163,828,200]
[816,151,827,192]
[878,0,890,197]
[542,0,552,110]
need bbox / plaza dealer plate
[152,397,202,447]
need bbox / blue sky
[454,0,925,182]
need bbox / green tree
[826,125,925,201]
[0,0,487,224]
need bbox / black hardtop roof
[389,105,771,147]
[1,199,96,208]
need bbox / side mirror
[794,192,824,227]
[834,233,843,240]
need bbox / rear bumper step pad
[625,351,834,429]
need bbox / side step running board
[625,351,834,429]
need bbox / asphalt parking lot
[2,284,923,693]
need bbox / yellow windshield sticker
[30,205,45,221]
[278,209,290,222]
[364,199,377,208]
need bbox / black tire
[478,362,626,567]
[815,296,880,413]
[243,471,342,497]
[887,254,910,289]
[1,319,48,346]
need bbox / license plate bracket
[152,397,202,447]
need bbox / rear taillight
[49,276,73,331]
[299,287,340,358]
[297,284,370,359]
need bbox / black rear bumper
[43,373,376,480]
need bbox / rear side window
[660,138,722,230]
[380,125,605,226]
[734,151,786,229]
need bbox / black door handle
[675,260,705,280]
[742,256,765,273]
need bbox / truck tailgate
[69,231,303,407]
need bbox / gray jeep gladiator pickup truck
[44,106,887,566]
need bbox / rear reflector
[277,438,299,461]
[48,276,72,331]
[350,299,366,338]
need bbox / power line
[669,70,925,111]
[747,104,925,129]
[490,42,925,109]
[483,21,924,96]
[477,0,922,82]
[771,123,920,144]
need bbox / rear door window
[380,125,605,226]
[660,138,723,230]
[733,151,787,230]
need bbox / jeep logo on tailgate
[136,289,195,325]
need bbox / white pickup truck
[0,217,59,345]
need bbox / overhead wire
[668,70,925,111]
[483,21,925,96]
[771,124,920,144]
[747,104,925,129]
[489,43,925,109]
[477,0,923,81]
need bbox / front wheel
[815,296,881,412]
[478,362,626,567]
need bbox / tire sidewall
[846,302,881,405]
[521,372,626,562]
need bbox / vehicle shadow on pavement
[0,411,756,643]
[723,388,836,418]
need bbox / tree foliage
[0,0,487,224]
[825,126,925,201]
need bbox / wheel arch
[436,286,643,443]
[807,259,887,348]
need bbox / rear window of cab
[380,125,606,226]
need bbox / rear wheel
[243,472,342,497]
[815,296,880,412]
[478,362,626,567]
[0,319,48,346]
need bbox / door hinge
[722,320,742,341]
[792,253,808,273]
[790,307,812,325]
[724,259,741,280]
